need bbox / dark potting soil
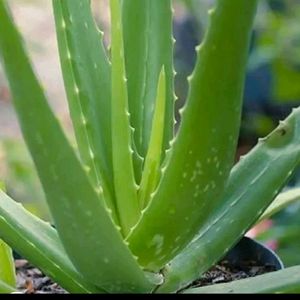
[15,260,67,294]
[14,259,277,294]
[189,259,277,289]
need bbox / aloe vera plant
[1,0,300,294]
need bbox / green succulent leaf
[52,0,117,223]
[0,185,15,290]
[0,279,15,294]
[158,108,300,293]
[0,240,15,289]
[139,68,166,209]
[0,190,100,293]
[128,0,258,271]
[0,1,152,293]
[258,187,300,223]
[183,266,300,294]
[122,0,175,168]
[110,0,140,236]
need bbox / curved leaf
[52,0,117,223]
[0,191,99,293]
[258,187,300,223]
[159,108,300,293]
[128,0,258,271]
[0,1,152,293]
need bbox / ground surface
[190,259,277,289]
[15,258,276,294]
[15,260,67,294]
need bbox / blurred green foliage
[0,139,50,221]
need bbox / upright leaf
[52,0,117,223]
[0,1,152,292]
[139,68,166,209]
[110,0,140,235]
[159,108,300,293]
[122,0,175,174]
[128,0,258,270]
[0,241,15,289]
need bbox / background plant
[0,0,300,294]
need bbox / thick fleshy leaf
[0,186,15,289]
[0,279,15,294]
[122,0,175,172]
[258,188,300,222]
[0,2,152,293]
[128,0,258,271]
[0,241,15,288]
[184,266,300,294]
[0,191,100,293]
[52,0,117,223]
[158,108,300,293]
[139,68,166,209]
[110,0,140,235]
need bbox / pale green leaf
[110,0,140,235]
[0,279,15,294]
[0,241,15,289]
[258,187,300,223]
[139,68,166,209]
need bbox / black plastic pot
[224,236,284,271]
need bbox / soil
[13,258,277,294]
[15,260,67,294]
[189,259,277,289]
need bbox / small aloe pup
[1,0,300,294]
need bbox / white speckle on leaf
[74,85,79,95]
[203,184,210,193]
[81,114,87,126]
[150,235,165,255]
[89,148,95,160]
[103,258,110,264]
[95,186,103,195]
[62,20,66,29]
[211,181,216,189]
